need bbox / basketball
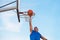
[27,10,33,17]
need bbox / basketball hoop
[19,9,35,22]
[0,0,35,22]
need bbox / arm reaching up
[29,17,33,32]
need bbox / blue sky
[0,0,60,40]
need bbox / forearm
[29,17,33,32]
[41,35,47,40]
[42,39,47,40]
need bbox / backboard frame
[16,0,20,22]
[0,0,20,22]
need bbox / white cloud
[1,11,22,32]
[2,35,21,40]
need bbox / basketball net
[19,9,35,22]
[24,16,30,22]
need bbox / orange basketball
[27,10,33,17]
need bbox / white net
[24,16,30,22]
[20,14,35,22]
[20,14,30,22]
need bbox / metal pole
[0,1,16,8]
[0,6,16,12]
[16,0,20,22]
